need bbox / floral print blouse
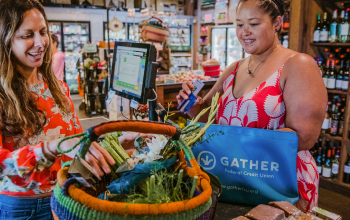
[0,81,82,195]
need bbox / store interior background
[43,0,350,218]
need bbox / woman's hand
[119,133,154,150]
[176,81,204,107]
[43,138,115,177]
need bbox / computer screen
[112,45,148,99]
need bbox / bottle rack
[82,54,108,118]
[307,0,350,191]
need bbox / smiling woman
[0,1,114,219]
[177,0,327,213]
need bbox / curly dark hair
[0,0,71,140]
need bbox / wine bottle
[336,60,344,90]
[320,12,329,42]
[321,104,331,134]
[324,59,330,87]
[330,10,338,42]
[343,153,350,183]
[339,107,345,137]
[322,149,332,178]
[343,60,349,92]
[338,10,345,41]
[341,10,349,42]
[330,103,340,136]
[316,147,323,174]
[327,60,336,90]
[332,150,340,181]
[314,14,322,42]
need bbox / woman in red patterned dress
[177,0,327,212]
[0,0,115,219]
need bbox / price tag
[165,79,176,84]
[130,99,139,109]
[106,90,116,104]
[128,8,135,16]
[83,44,97,53]
[193,70,204,75]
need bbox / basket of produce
[140,16,169,43]
[51,94,221,220]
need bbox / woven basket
[51,120,214,220]
[140,16,169,43]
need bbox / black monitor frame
[110,42,155,104]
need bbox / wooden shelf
[157,70,169,75]
[319,176,350,197]
[200,34,208,37]
[200,43,209,46]
[281,29,289,34]
[320,133,343,141]
[201,22,215,26]
[171,53,192,57]
[328,90,348,95]
[310,42,350,47]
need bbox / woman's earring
[275,29,278,32]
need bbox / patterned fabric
[216,61,318,212]
[0,81,82,196]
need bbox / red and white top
[0,81,82,196]
[217,61,319,212]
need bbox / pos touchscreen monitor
[110,42,156,104]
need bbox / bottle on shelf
[343,60,349,92]
[330,103,340,136]
[340,9,349,43]
[316,147,323,174]
[327,60,336,90]
[323,59,330,87]
[338,10,345,42]
[313,14,322,42]
[343,153,350,184]
[336,60,344,90]
[317,57,323,76]
[330,9,338,42]
[321,140,328,165]
[331,150,340,181]
[282,8,290,30]
[322,149,332,178]
[320,12,330,42]
[339,107,345,137]
[282,35,289,48]
[322,104,331,134]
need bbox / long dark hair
[0,0,71,139]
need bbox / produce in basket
[93,93,220,205]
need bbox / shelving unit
[295,0,350,191]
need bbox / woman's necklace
[247,45,279,74]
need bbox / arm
[176,62,238,122]
[0,132,56,192]
[282,54,327,151]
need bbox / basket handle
[88,120,180,141]
[57,120,181,159]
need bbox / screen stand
[148,98,158,122]
[146,62,159,122]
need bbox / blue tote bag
[190,124,299,205]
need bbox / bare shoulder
[284,53,319,74]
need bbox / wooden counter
[156,80,217,107]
